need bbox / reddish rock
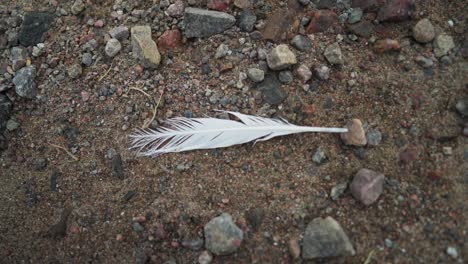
[94,19,105,28]
[377,0,415,22]
[306,10,339,34]
[350,168,385,205]
[341,119,367,146]
[399,147,418,164]
[157,29,182,50]
[207,0,232,11]
[347,20,374,38]
[374,39,401,53]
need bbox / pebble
[198,251,213,264]
[315,65,330,80]
[105,38,122,58]
[6,119,19,131]
[13,65,36,98]
[415,55,433,68]
[258,73,288,105]
[331,182,347,200]
[111,153,125,179]
[266,44,297,70]
[296,64,312,82]
[341,119,367,146]
[442,146,452,156]
[455,99,468,116]
[10,46,27,71]
[366,129,382,146]
[184,8,236,38]
[239,10,257,32]
[109,26,130,40]
[204,213,243,256]
[446,246,458,259]
[71,0,86,15]
[302,217,355,259]
[245,208,264,231]
[215,43,229,59]
[247,68,264,82]
[347,8,363,24]
[131,26,161,68]
[257,48,267,60]
[181,238,204,251]
[288,238,301,259]
[18,12,55,46]
[132,222,144,232]
[207,0,231,12]
[278,71,293,84]
[433,34,455,57]
[384,238,393,248]
[290,35,312,51]
[166,0,185,18]
[81,53,93,66]
[234,0,252,9]
[312,147,326,164]
[324,42,344,65]
[67,63,82,79]
[350,168,385,205]
[413,18,435,43]
[157,29,183,50]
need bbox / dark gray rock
[13,66,36,98]
[184,8,236,38]
[347,8,363,24]
[278,71,293,84]
[18,12,54,46]
[111,153,125,179]
[257,73,288,105]
[347,20,374,38]
[302,217,355,259]
[204,213,243,256]
[317,0,337,9]
[81,52,93,66]
[291,35,312,51]
[239,10,256,32]
[109,26,130,40]
[0,93,13,134]
[246,208,264,231]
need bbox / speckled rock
[350,168,385,205]
[204,213,243,256]
[67,63,82,79]
[13,66,36,98]
[109,26,129,40]
[324,42,344,65]
[105,38,122,58]
[341,119,367,146]
[413,18,435,43]
[266,44,297,70]
[247,68,264,83]
[297,64,312,82]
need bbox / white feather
[129,111,348,157]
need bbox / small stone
[331,182,347,200]
[315,65,330,80]
[258,73,288,105]
[204,213,243,256]
[184,8,236,38]
[166,0,185,17]
[455,99,468,116]
[446,246,458,259]
[67,64,82,79]
[32,43,45,57]
[198,251,213,264]
[207,0,232,12]
[10,46,27,71]
[247,68,264,83]
[306,10,338,33]
[266,44,297,70]
[18,12,55,46]
[239,10,256,32]
[312,147,326,164]
[324,42,344,65]
[13,66,36,98]
[71,0,86,15]
[6,119,19,131]
[297,64,312,82]
[131,26,161,68]
[132,222,144,232]
[347,8,363,24]
[291,35,312,51]
[350,168,385,205]
[413,18,435,43]
[245,208,264,231]
[302,217,355,259]
[288,239,301,259]
[278,71,293,83]
[105,38,122,58]
[81,53,93,66]
[384,238,393,248]
[442,146,452,155]
[233,0,252,9]
[116,234,124,241]
[94,19,104,28]
[433,34,455,57]
[341,119,367,146]
[415,55,433,68]
[181,238,204,251]
[377,0,415,22]
[366,130,382,146]
[215,44,229,59]
[374,39,401,53]
[111,153,125,179]
[109,26,129,40]
[157,29,182,50]
[298,0,310,6]
[347,20,374,38]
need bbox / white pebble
[446,246,458,259]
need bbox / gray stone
[298,0,310,6]
[71,0,86,15]
[13,66,36,98]
[297,64,312,82]
[10,46,27,71]
[324,42,344,65]
[258,73,288,105]
[81,53,93,66]
[366,130,382,146]
[455,99,468,116]
[312,147,326,164]
[257,48,267,60]
[131,26,161,68]
[109,26,130,40]
[247,68,264,83]
[166,0,185,17]
[18,12,55,46]
[184,8,236,38]
[433,34,455,57]
[415,55,433,68]
[278,71,293,84]
[6,119,19,131]
[350,168,385,205]
[239,10,256,32]
[413,18,435,43]
[347,8,363,24]
[266,44,297,70]
[315,65,330,80]
[291,35,312,51]
[331,182,347,200]
[105,38,122,58]
[302,217,355,259]
[215,43,229,59]
[67,64,82,79]
[32,43,45,57]
[204,213,243,256]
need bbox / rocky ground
[0,0,466,263]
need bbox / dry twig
[48,143,79,161]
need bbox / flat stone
[157,29,182,50]
[433,34,455,57]
[341,119,367,146]
[413,18,435,43]
[415,55,433,68]
[204,213,243,256]
[278,71,293,84]
[377,0,415,22]
[18,12,55,46]
[233,0,252,9]
[247,68,264,83]
[324,42,344,65]
[105,38,122,58]
[12,66,36,98]
[290,35,312,51]
[266,44,297,70]
[109,26,129,40]
[81,53,93,66]
[239,10,256,32]
[131,26,161,68]
[350,168,385,205]
[215,43,229,59]
[184,8,236,38]
[302,217,355,259]
[262,8,297,43]
[258,73,288,105]
[366,129,382,146]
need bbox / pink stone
[296,64,312,82]
[157,29,182,50]
[207,0,232,11]
[350,168,385,205]
[306,10,338,34]
[340,119,367,146]
[81,91,90,102]
[166,0,184,18]
[94,19,105,28]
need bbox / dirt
[0,0,466,263]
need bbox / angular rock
[297,64,312,82]
[81,52,93,66]
[198,251,213,264]
[347,8,363,24]
[455,99,468,117]
[341,119,367,146]
[166,0,185,18]
[302,217,355,259]
[315,65,330,80]
[13,66,36,98]
[350,168,385,205]
[262,8,297,43]
[266,44,297,70]
[10,46,27,71]
[239,10,256,32]
[67,64,82,79]
[157,29,182,50]
[18,12,55,46]
[312,147,326,164]
[290,35,312,51]
[433,34,455,57]
[306,10,338,34]
[131,26,161,68]
[105,38,122,58]
[258,73,287,105]
[324,42,344,65]
[204,213,243,256]
[207,0,232,11]
[377,0,415,22]
[215,44,229,59]
[413,18,435,43]
[71,0,86,15]
[247,68,264,83]
[184,8,236,38]
[347,20,374,38]
[331,182,348,200]
[109,26,129,40]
